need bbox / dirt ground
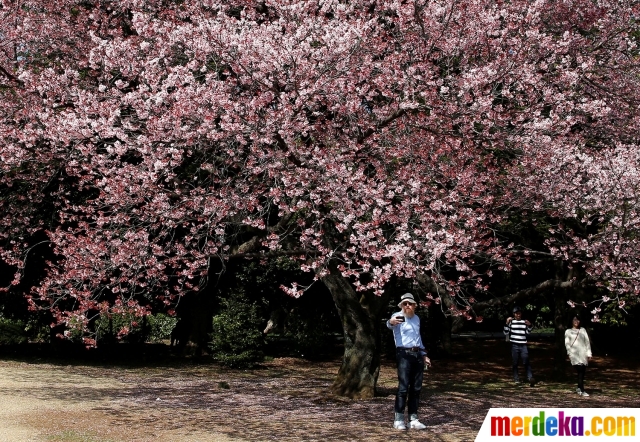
[1,340,638,442]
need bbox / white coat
[564,327,592,366]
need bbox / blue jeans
[395,348,424,416]
[511,344,533,381]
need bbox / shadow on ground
[1,339,638,442]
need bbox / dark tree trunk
[551,262,581,380]
[172,289,216,356]
[553,292,569,380]
[322,269,391,399]
[439,312,465,355]
[440,316,454,355]
[414,273,460,355]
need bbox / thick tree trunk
[322,270,391,399]
[173,290,216,356]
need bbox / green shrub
[94,313,177,343]
[94,312,146,343]
[146,313,178,343]
[209,294,264,368]
[0,318,28,345]
[24,317,50,343]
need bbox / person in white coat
[564,315,592,397]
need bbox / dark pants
[511,344,533,381]
[395,348,424,417]
[574,364,586,391]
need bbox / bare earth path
[1,341,638,442]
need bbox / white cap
[398,293,417,307]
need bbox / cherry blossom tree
[2,0,639,397]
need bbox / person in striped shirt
[504,306,535,386]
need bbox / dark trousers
[395,348,424,416]
[511,344,533,381]
[574,364,586,391]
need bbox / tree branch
[0,64,23,86]
[357,108,407,145]
[472,278,589,313]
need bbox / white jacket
[564,327,592,365]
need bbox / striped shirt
[504,319,532,344]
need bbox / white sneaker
[410,419,427,430]
[576,388,582,396]
[581,391,589,397]
[393,420,407,430]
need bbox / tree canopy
[1,0,639,349]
